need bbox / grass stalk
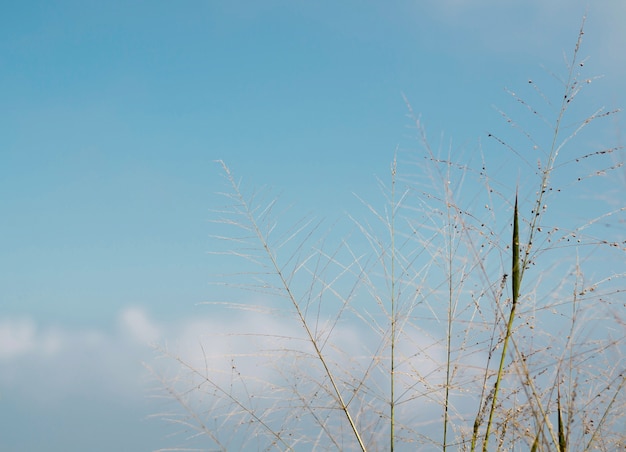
[557,382,567,452]
[221,161,367,451]
[481,193,521,451]
[583,372,626,451]
[390,155,397,452]
[154,15,624,450]
[442,147,456,452]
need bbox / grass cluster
[151,18,625,451]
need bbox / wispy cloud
[2,306,383,405]
[0,308,158,405]
[119,306,161,344]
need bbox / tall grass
[151,18,625,451]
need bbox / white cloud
[0,317,37,359]
[0,304,497,452]
[0,312,145,405]
[118,306,161,344]
[0,304,460,428]
[0,307,311,405]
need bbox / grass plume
[151,17,625,451]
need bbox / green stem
[390,155,397,452]
[483,193,520,451]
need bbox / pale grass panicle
[150,17,625,452]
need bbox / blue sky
[1,1,625,451]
